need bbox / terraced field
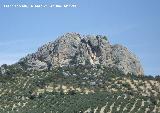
[0,91,159,113]
[0,65,160,113]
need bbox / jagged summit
[19,32,144,76]
[1,33,160,113]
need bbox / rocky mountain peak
[19,33,144,76]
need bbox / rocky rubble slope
[19,33,144,76]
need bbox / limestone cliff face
[19,33,144,76]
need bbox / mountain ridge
[0,33,160,113]
[18,32,144,76]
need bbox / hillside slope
[0,65,159,113]
[0,33,159,113]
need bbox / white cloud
[0,58,19,66]
[0,53,26,66]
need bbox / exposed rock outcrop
[19,33,144,76]
[0,64,7,75]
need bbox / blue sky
[0,0,160,75]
